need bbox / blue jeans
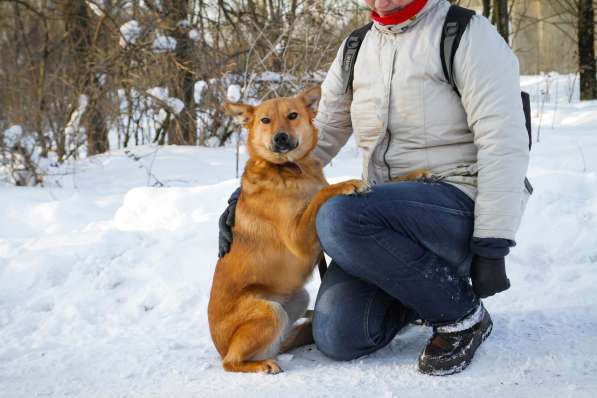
[312,181,478,360]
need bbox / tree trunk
[578,0,597,100]
[63,0,109,155]
[493,0,509,44]
[482,0,491,19]
[162,0,197,145]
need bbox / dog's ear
[224,103,254,127]
[296,85,321,116]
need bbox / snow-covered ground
[1,75,596,397]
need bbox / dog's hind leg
[280,289,314,353]
[280,320,313,353]
[282,288,310,325]
[222,300,287,374]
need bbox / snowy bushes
[0,1,368,185]
[0,125,44,186]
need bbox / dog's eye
[260,117,271,124]
[288,112,298,120]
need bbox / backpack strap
[440,5,533,151]
[342,22,373,94]
[521,91,532,150]
[440,5,475,97]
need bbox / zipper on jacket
[381,45,398,182]
[382,128,392,181]
[377,44,397,183]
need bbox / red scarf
[371,0,428,25]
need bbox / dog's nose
[272,132,296,153]
[273,132,290,146]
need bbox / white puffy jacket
[312,0,531,241]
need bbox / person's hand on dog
[470,255,510,298]
[218,187,241,258]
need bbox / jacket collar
[371,0,428,25]
[372,0,440,34]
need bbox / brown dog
[207,86,369,374]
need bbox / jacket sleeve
[311,40,354,166]
[471,237,514,258]
[453,15,530,241]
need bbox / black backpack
[341,5,533,151]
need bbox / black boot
[418,304,493,376]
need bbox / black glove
[218,187,241,258]
[470,255,510,298]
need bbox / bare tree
[156,0,197,145]
[493,0,509,43]
[482,0,491,18]
[63,0,109,155]
[578,0,596,100]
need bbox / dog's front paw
[338,179,371,196]
[352,180,372,196]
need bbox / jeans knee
[315,195,359,255]
[312,308,362,361]
[312,280,367,361]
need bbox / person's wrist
[470,237,513,258]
